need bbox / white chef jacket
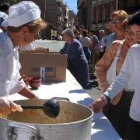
[0,32,25,96]
[104,44,140,122]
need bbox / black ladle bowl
[21,99,60,118]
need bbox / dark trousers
[124,117,140,140]
[103,91,134,139]
[83,47,91,64]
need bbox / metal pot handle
[51,97,70,102]
[6,122,42,140]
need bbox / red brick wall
[98,0,117,21]
[98,5,103,21]
[92,8,96,23]
[91,0,117,29]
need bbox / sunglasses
[111,19,122,24]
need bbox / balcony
[64,18,68,22]
[92,0,96,4]
[56,0,63,7]
[57,21,61,25]
[77,0,85,9]
[64,15,68,19]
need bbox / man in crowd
[60,28,90,89]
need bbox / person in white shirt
[90,11,140,140]
[0,1,46,115]
[0,12,7,32]
[79,29,92,64]
[0,2,9,32]
[88,29,99,72]
[94,29,106,59]
[0,11,8,32]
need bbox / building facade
[15,0,76,39]
[77,0,88,28]
[77,0,140,31]
[91,0,116,30]
[118,0,140,14]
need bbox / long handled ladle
[21,99,60,118]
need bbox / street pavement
[85,74,102,101]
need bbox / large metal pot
[0,98,93,140]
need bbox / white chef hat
[1,1,41,27]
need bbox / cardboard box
[19,52,67,82]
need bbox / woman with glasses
[94,21,136,138]
[0,1,46,115]
[91,11,140,140]
[105,10,129,51]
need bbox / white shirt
[79,36,91,48]
[0,32,25,96]
[104,44,140,122]
[0,28,2,33]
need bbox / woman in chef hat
[0,1,46,115]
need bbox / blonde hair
[111,10,129,30]
[111,10,129,20]
[7,18,47,33]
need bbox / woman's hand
[0,97,23,115]
[90,97,106,113]
[10,101,23,112]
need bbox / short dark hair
[0,2,10,12]
[73,30,78,34]
[89,29,95,33]
[82,29,88,37]
[79,25,85,29]
[106,17,112,22]
[128,11,140,26]
[75,25,79,30]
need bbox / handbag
[106,43,122,105]
[106,44,122,85]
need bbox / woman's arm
[18,86,38,99]
[91,50,131,113]
[95,41,120,93]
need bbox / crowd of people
[60,21,114,89]
[60,9,140,140]
[90,11,140,140]
[0,1,140,140]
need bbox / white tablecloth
[9,70,122,140]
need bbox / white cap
[1,1,41,27]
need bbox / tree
[0,0,18,5]
[7,0,18,5]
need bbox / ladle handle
[21,106,43,109]
[51,97,70,102]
